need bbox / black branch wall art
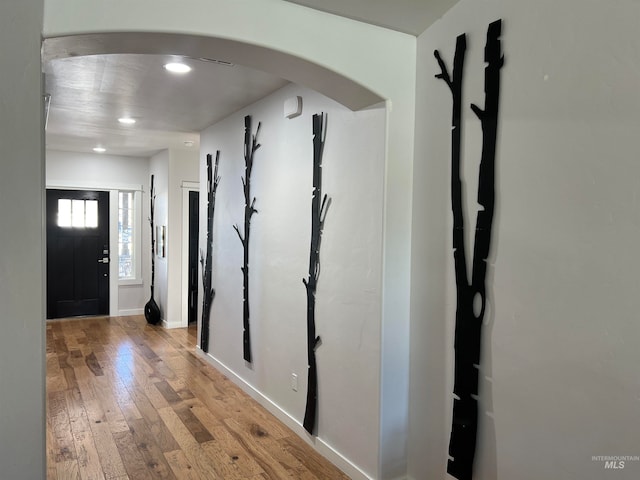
[434,19,504,480]
[199,151,221,353]
[233,115,261,364]
[302,113,331,435]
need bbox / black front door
[46,189,110,319]
[188,190,200,324]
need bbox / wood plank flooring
[46,315,350,480]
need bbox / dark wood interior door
[188,190,200,324]
[47,189,109,319]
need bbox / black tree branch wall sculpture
[302,113,330,435]
[434,19,503,480]
[199,151,221,353]
[233,115,261,364]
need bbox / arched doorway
[42,4,416,476]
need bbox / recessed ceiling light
[164,62,192,74]
[118,117,136,125]
[184,141,195,147]
[93,147,106,153]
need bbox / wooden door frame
[181,181,199,329]
[47,180,144,316]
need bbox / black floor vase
[144,294,161,325]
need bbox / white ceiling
[44,1,457,158]
[44,54,289,157]
[282,0,458,36]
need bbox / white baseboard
[118,308,144,316]
[195,348,374,480]
[162,318,184,329]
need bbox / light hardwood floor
[46,315,350,479]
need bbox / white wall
[149,148,199,327]
[47,150,149,187]
[199,84,385,478]
[150,150,170,321]
[46,149,151,315]
[0,1,45,478]
[167,149,199,327]
[409,1,640,479]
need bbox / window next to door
[118,191,142,284]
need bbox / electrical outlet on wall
[291,373,298,392]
